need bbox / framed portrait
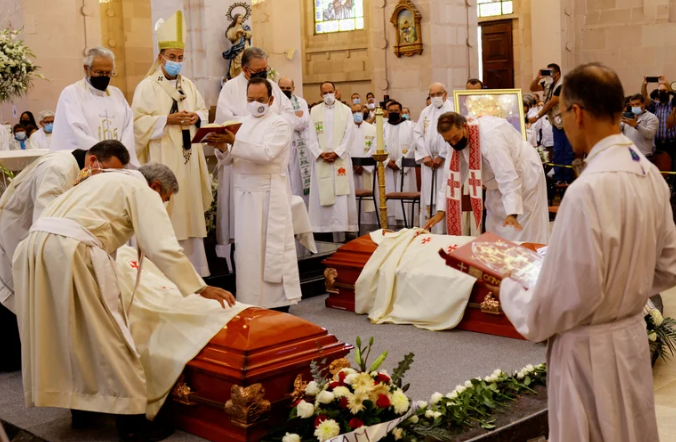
[390,0,423,58]
[453,89,527,140]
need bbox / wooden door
[481,20,514,89]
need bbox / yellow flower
[369,383,391,402]
[348,391,368,414]
[351,373,376,394]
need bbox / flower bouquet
[387,363,547,441]
[0,28,44,103]
[645,303,676,365]
[268,337,416,442]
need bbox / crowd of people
[0,9,674,442]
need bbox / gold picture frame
[453,89,527,140]
[390,0,423,58]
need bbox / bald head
[429,83,446,95]
[351,103,362,113]
[278,77,294,89]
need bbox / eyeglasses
[91,70,116,77]
[247,67,270,75]
[430,92,446,98]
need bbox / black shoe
[117,414,175,442]
[71,409,101,430]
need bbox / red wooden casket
[166,307,352,442]
[322,234,544,340]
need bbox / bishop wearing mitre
[424,113,549,244]
[51,47,139,167]
[132,11,213,276]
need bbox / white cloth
[0,124,10,151]
[51,79,138,167]
[530,114,553,147]
[213,72,297,251]
[8,139,32,151]
[307,102,358,232]
[620,111,658,156]
[0,152,79,312]
[500,134,676,442]
[355,229,476,330]
[349,122,377,225]
[287,94,311,206]
[291,196,317,253]
[437,116,549,244]
[383,120,417,224]
[13,172,206,415]
[414,99,455,233]
[29,128,52,150]
[115,245,250,419]
[215,112,301,308]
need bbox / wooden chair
[351,157,380,231]
[385,158,421,228]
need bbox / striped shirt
[652,101,676,142]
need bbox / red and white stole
[446,120,482,235]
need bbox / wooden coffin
[322,235,544,340]
[166,307,352,442]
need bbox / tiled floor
[653,286,676,440]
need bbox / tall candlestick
[372,107,389,229]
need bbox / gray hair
[83,47,115,69]
[242,47,267,68]
[429,82,447,94]
[523,94,537,107]
[38,110,55,122]
[139,163,179,195]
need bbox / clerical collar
[585,134,632,164]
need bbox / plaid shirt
[653,101,676,142]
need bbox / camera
[646,76,660,83]
[540,69,553,77]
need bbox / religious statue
[222,3,253,80]
[390,0,423,58]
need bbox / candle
[375,107,384,154]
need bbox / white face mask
[323,93,336,106]
[367,102,376,110]
[247,100,270,117]
[431,96,444,108]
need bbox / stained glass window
[314,0,365,34]
[477,0,513,18]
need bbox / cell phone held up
[540,69,553,77]
[646,76,660,83]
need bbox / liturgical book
[191,121,242,144]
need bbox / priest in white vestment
[50,47,138,167]
[132,11,212,277]
[499,63,675,442]
[206,77,301,311]
[383,101,417,226]
[414,83,455,233]
[308,81,358,235]
[28,110,54,150]
[0,141,130,314]
[349,103,377,226]
[12,163,234,439]
[279,76,311,206]
[424,113,549,244]
[214,47,296,258]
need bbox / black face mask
[363,111,369,119]
[90,75,111,91]
[451,136,468,151]
[249,70,268,79]
[282,90,292,99]
[388,112,401,124]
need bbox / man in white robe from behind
[206,77,301,312]
[0,142,130,314]
[50,47,138,167]
[414,82,455,233]
[424,113,549,244]
[214,47,296,259]
[278,77,312,206]
[28,110,54,150]
[308,81,358,237]
[13,163,234,440]
[349,103,377,226]
[132,11,212,277]
[499,63,676,442]
[383,100,417,226]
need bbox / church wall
[0,0,101,124]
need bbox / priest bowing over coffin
[424,113,549,244]
[132,11,212,277]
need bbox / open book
[191,120,242,144]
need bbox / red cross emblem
[414,231,423,237]
[448,172,461,199]
[446,244,458,253]
[469,171,481,197]
[337,167,346,176]
[130,261,139,270]
[421,237,431,244]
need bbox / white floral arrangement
[0,28,44,103]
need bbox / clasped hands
[167,110,200,126]
[204,130,236,152]
[423,155,444,169]
[320,152,339,163]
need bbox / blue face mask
[14,132,26,141]
[402,114,410,120]
[353,112,364,124]
[353,98,360,104]
[163,58,183,77]
[632,106,642,115]
[44,123,54,133]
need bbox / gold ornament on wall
[390,0,423,58]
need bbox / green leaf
[524,376,532,386]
